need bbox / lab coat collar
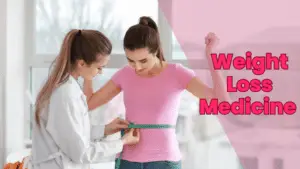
[67,75,88,107]
[67,75,85,98]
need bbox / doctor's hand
[104,117,129,136]
[122,128,140,145]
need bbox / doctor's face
[77,55,110,80]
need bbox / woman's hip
[115,159,181,169]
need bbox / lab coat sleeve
[46,97,123,164]
[90,124,105,141]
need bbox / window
[35,0,158,62]
[172,32,207,60]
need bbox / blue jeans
[115,159,181,169]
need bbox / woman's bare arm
[83,79,121,110]
[186,33,231,102]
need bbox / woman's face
[125,48,158,75]
[77,55,110,80]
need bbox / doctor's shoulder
[50,78,80,103]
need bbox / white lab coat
[25,76,123,169]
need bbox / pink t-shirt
[111,63,196,162]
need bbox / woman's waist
[121,144,182,162]
[122,143,180,155]
[125,116,177,125]
[124,130,178,150]
[133,126,177,139]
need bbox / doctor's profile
[25,29,140,169]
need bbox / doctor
[28,29,140,169]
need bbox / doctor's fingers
[115,123,129,129]
[114,117,130,125]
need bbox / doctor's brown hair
[34,29,112,126]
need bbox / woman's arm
[186,33,230,102]
[83,79,121,110]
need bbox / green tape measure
[115,122,175,169]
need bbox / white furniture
[6,149,31,163]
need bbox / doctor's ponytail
[35,30,77,127]
[34,29,112,127]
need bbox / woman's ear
[77,59,86,68]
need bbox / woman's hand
[121,128,140,145]
[104,117,129,136]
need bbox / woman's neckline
[133,62,170,79]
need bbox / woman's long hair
[34,29,112,126]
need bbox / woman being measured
[84,16,229,169]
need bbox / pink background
[159,0,300,168]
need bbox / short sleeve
[175,63,196,89]
[111,66,128,89]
